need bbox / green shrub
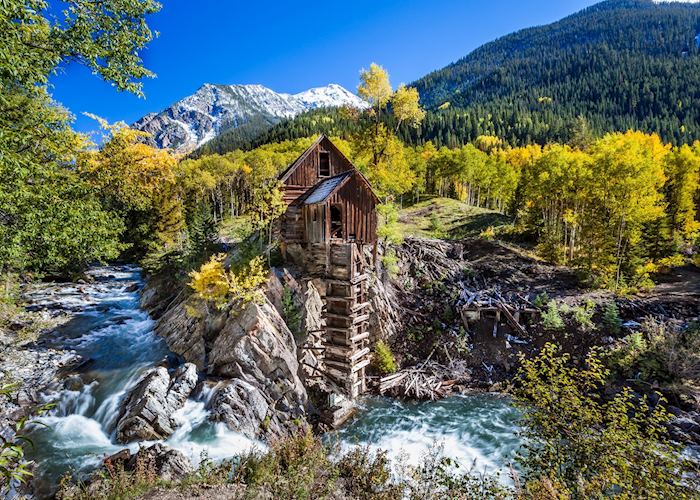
[541,301,564,331]
[602,301,622,334]
[428,213,445,237]
[381,249,400,278]
[408,450,510,500]
[608,320,700,388]
[377,203,404,246]
[372,340,398,375]
[533,292,550,309]
[514,343,693,498]
[479,225,496,240]
[281,286,302,338]
[237,429,337,499]
[1,384,55,495]
[609,331,648,375]
[571,302,596,332]
[337,447,403,499]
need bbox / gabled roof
[278,134,355,183]
[278,135,324,183]
[304,171,354,205]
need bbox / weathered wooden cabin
[277,135,379,400]
[279,135,378,248]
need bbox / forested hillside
[413,0,700,145]
[199,0,700,154]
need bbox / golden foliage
[357,63,393,109]
[392,85,425,128]
[188,254,268,310]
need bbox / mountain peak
[133,83,366,154]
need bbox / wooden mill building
[278,135,378,398]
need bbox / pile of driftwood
[377,359,469,401]
[393,238,544,334]
[394,238,463,283]
[378,370,449,400]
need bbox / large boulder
[116,363,198,443]
[207,379,269,438]
[58,445,194,499]
[154,302,208,370]
[144,271,315,441]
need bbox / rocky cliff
[140,269,311,440]
[139,262,400,439]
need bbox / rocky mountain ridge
[133,83,367,154]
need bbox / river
[24,266,521,497]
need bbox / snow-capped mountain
[133,83,367,154]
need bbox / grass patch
[218,215,256,243]
[397,197,511,240]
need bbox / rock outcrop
[368,274,400,343]
[107,444,193,481]
[206,297,308,437]
[143,274,309,440]
[60,444,195,498]
[116,363,198,443]
[142,258,400,440]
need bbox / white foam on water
[29,265,522,497]
[329,395,521,482]
[166,400,265,463]
[55,381,98,417]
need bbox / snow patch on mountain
[133,83,367,154]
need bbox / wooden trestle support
[321,242,372,399]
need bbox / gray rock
[207,379,269,438]
[116,363,198,443]
[672,416,700,435]
[153,302,208,370]
[146,279,309,440]
[105,443,193,481]
[128,444,193,481]
[208,299,307,427]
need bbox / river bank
[0,267,265,498]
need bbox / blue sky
[50,0,599,136]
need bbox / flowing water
[328,395,521,477]
[25,266,261,498]
[24,266,521,498]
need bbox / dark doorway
[330,204,343,239]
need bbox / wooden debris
[378,361,471,401]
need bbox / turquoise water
[329,394,522,477]
[25,267,261,498]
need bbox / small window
[318,151,331,177]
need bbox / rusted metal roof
[304,171,354,205]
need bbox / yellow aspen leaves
[188,254,268,310]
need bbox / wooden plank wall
[327,175,378,244]
[303,205,326,243]
[282,137,354,202]
[281,205,304,243]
